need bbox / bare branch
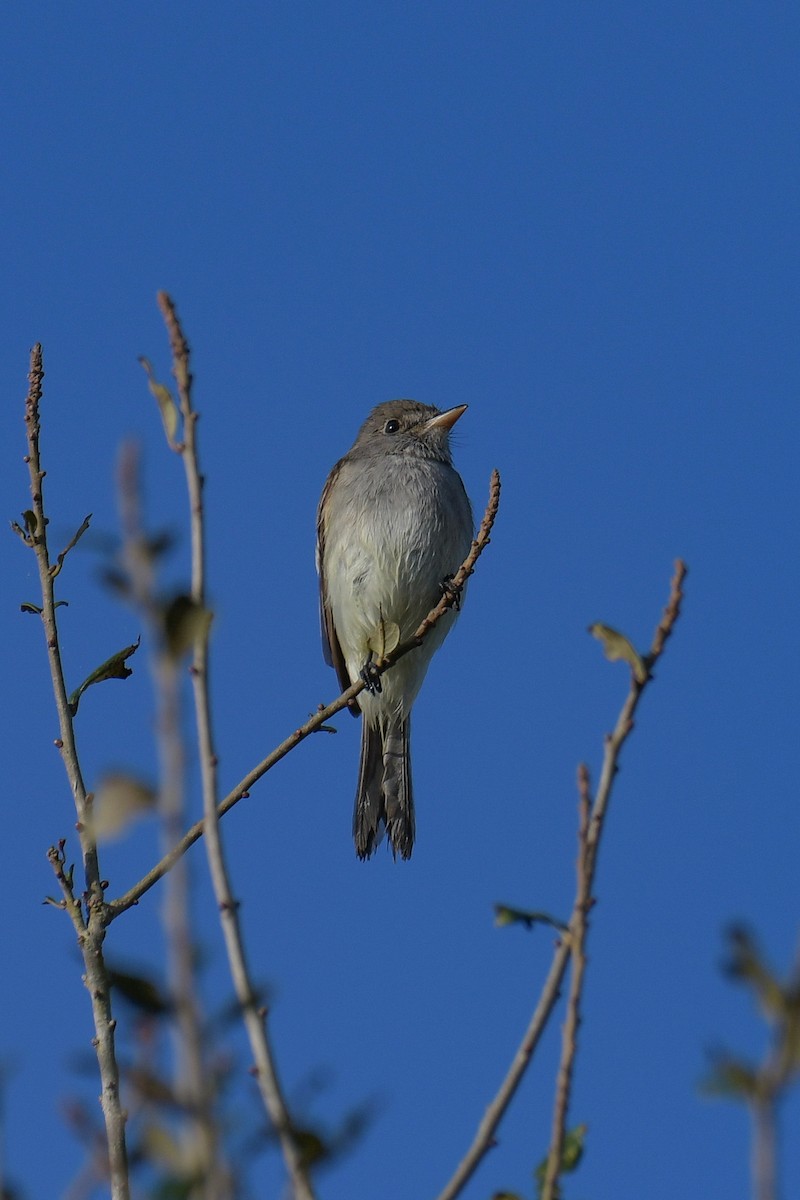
[154,294,316,1200]
[539,767,591,1200]
[435,559,687,1200]
[22,346,131,1200]
[647,558,687,664]
[117,442,232,1199]
[22,348,93,851]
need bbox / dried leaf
[588,622,647,682]
[68,637,140,714]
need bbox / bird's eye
[383,419,401,434]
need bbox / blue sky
[2,3,798,1198]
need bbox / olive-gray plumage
[316,399,473,859]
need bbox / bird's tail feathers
[353,715,414,860]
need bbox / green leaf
[139,355,180,445]
[588,622,647,682]
[68,637,140,715]
[561,1123,588,1172]
[164,594,212,658]
[20,599,68,615]
[534,1123,588,1195]
[494,904,569,934]
[87,771,156,841]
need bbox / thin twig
[752,1098,777,1200]
[539,767,591,1200]
[22,347,131,1200]
[156,293,317,1200]
[117,442,231,1199]
[435,560,687,1200]
[107,464,501,920]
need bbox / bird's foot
[359,657,382,695]
[440,573,462,611]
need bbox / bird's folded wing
[316,460,359,711]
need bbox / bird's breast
[324,456,472,644]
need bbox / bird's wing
[316,460,360,714]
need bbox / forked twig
[436,561,687,1200]
[21,347,131,1200]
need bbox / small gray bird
[316,399,473,860]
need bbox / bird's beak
[423,404,468,433]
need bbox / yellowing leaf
[588,622,647,682]
[88,772,156,841]
[494,904,569,934]
[139,355,180,446]
[369,617,400,659]
[164,595,213,658]
[141,1124,185,1172]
